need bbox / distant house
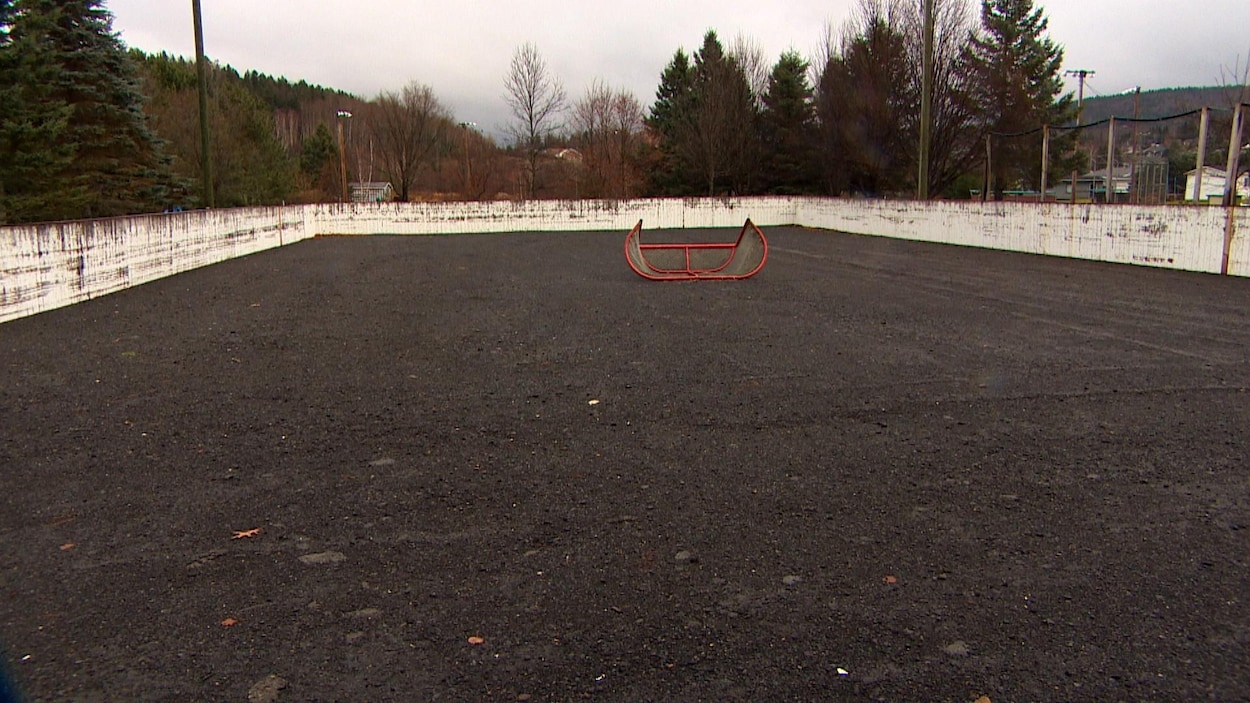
[1184,166,1248,202]
[350,182,395,203]
[1057,167,1132,203]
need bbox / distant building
[1184,166,1249,202]
[350,182,395,203]
[1057,167,1132,203]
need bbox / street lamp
[337,110,353,203]
[458,122,476,200]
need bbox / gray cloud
[108,0,1250,141]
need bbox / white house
[1185,166,1249,202]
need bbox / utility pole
[917,0,934,200]
[1065,69,1095,116]
[1130,86,1141,204]
[1064,69,1095,203]
[336,111,352,203]
[459,122,476,199]
[192,0,213,208]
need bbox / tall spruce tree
[969,0,1078,196]
[645,48,696,195]
[688,31,759,195]
[761,51,818,194]
[0,0,76,223]
[9,0,181,220]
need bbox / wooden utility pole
[336,111,352,203]
[917,0,934,200]
[1064,69,1094,203]
[1105,117,1116,203]
[1130,87,1141,204]
[192,0,213,207]
[459,121,476,199]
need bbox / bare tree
[899,0,986,196]
[570,81,645,198]
[504,43,567,198]
[729,33,769,108]
[370,81,451,202]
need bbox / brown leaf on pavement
[232,528,262,540]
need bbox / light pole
[336,110,352,203]
[458,122,476,199]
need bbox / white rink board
[2,197,1245,324]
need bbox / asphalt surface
[1,227,1248,702]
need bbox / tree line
[645,0,1079,199]
[2,0,1084,225]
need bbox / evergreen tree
[688,30,759,195]
[9,0,182,220]
[645,48,697,195]
[819,12,916,196]
[969,0,1078,196]
[761,51,818,194]
[646,32,760,196]
[208,76,296,206]
[300,121,337,180]
[0,0,76,223]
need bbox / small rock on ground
[247,675,288,703]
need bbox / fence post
[1104,118,1116,204]
[1222,103,1244,207]
[1039,125,1050,203]
[1193,107,1209,201]
[1221,103,1245,275]
[983,135,993,202]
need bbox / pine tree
[761,51,818,194]
[12,0,182,220]
[300,122,337,181]
[969,0,1078,196]
[645,48,697,195]
[0,0,76,223]
[647,32,760,196]
[831,14,915,195]
[689,31,759,195]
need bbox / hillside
[1080,85,1249,122]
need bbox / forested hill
[130,50,371,207]
[1080,85,1249,122]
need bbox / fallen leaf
[467,636,485,645]
[587,399,601,406]
[59,543,76,551]
[883,575,898,585]
[221,618,239,627]
[973,697,992,703]
[232,528,262,540]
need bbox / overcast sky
[107,0,1250,139]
